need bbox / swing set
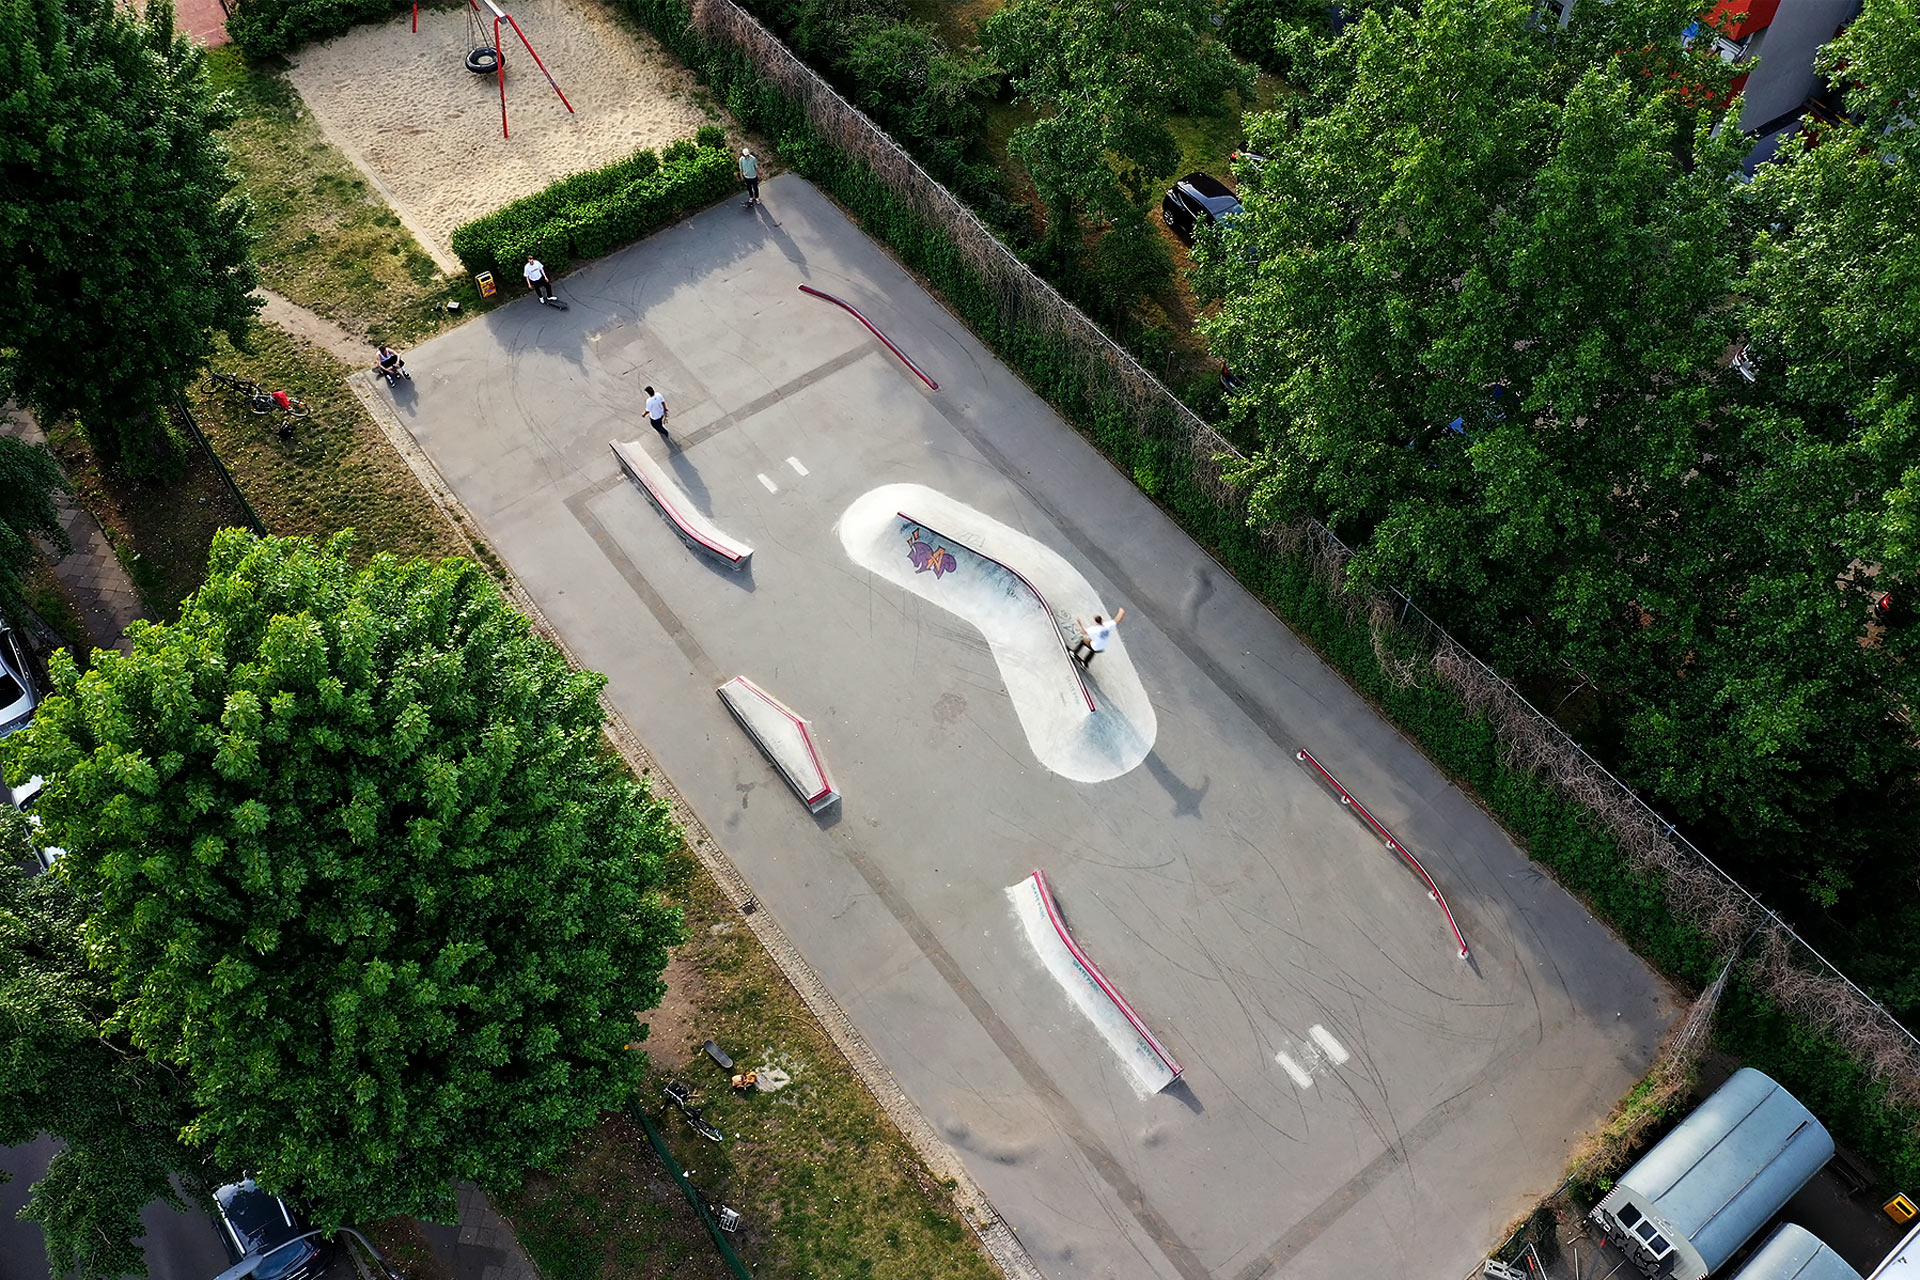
[414,0,574,139]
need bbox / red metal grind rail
[898,513,1096,714]
[1030,869,1183,1087]
[798,285,940,390]
[1295,748,1470,959]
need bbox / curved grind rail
[1031,869,1183,1087]
[897,513,1095,714]
[1295,748,1470,959]
[798,285,940,390]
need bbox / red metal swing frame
[414,0,575,138]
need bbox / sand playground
[287,0,719,267]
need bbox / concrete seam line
[352,376,1045,1280]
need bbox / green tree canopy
[1196,0,1920,909]
[983,0,1250,306]
[1739,0,1920,590]
[0,436,70,619]
[0,819,217,1280]
[0,0,256,475]
[4,531,685,1229]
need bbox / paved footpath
[2,405,151,655]
[369,174,1678,1280]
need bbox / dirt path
[254,288,373,366]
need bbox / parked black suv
[1161,172,1242,242]
[211,1180,333,1280]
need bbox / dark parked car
[212,1180,333,1280]
[1161,172,1242,241]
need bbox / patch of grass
[505,1113,728,1280]
[365,1218,449,1280]
[191,324,462,562]
[898,0,1000,49]
[498,863,998,1280]
[41,418,250,622]
[21,563,92,668]
[205,47,462,346]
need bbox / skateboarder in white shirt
[645,385,670,439]
[1072,607,1125,667]
[524,255,554,303]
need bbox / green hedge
[449,135,735,280]
[618,0,1920,1193]
[226,0,403,58]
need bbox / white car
[0,621,34,738]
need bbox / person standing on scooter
[524,255,554,303]
[373,344,409,384]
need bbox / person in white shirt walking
[1071,607,1125,668]
[644,385,670,439]
[524,255,554,303]
[739,148,760,207]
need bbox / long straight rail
[897,512,1096,713]
[1296,748,1469,959]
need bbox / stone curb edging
[348,371,1045,1280]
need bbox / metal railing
[173,392,267,535]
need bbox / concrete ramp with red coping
[1007,870,1182,1096]
[610,440,752,569]
[838,483,1156,783]
[718,676,839,812]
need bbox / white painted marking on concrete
[1309,1025,1350,1065]
[786,456,809,476]
[1276,1052,1314,1089]
[757,473,779,494]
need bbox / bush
[696,123,727,148]
[450,138,735,279]
[226,0,402,57]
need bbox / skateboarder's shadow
[1144,751,1209,819]
[666,445,715,516]
[751,202,808,272]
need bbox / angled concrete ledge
[718,676,839,812]
[610,440,752,569]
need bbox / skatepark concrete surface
[372,174,1678,1280]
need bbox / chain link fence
[684,0,1920,1118]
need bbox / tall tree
[5,531,685,1228]
[0,0,257,475]
[1196,0,1919,906]
[0,819,219,1280]
[983,0,1249,307]
[0,436,70,619]
[1738,0,1920,592]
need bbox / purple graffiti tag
[905,527,958,578]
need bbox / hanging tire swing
[465,43,499,74]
